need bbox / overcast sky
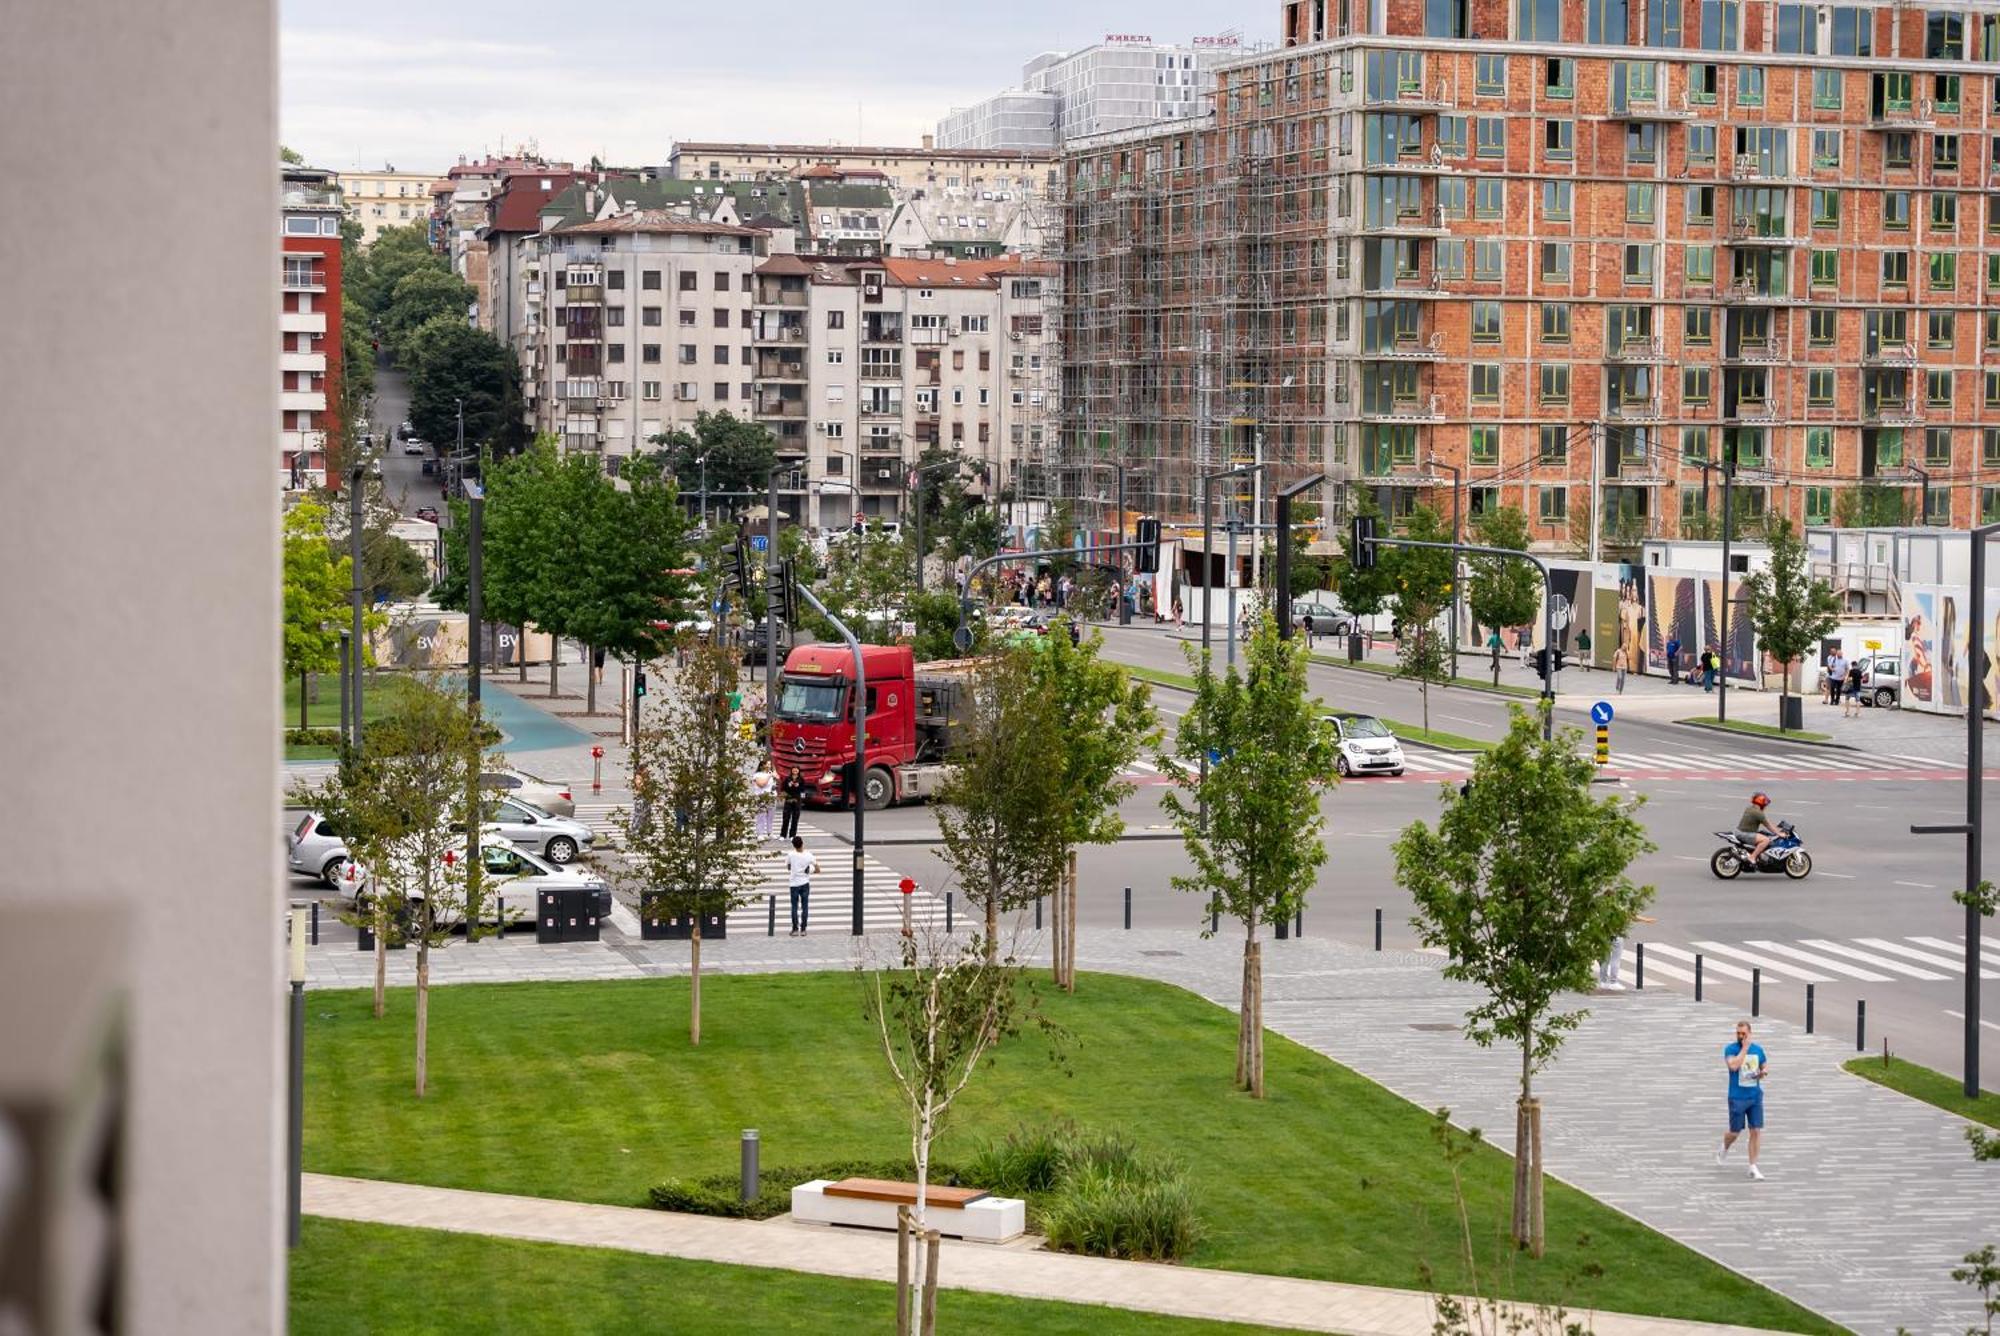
[281,1,1274,173]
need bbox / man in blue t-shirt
[1716,1019,1769,1180]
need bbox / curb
[1671,718,1859,752]
[1306,654,1545,701]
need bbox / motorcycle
[1710,821,1811,880]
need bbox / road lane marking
[1673,854,1706,862]
[1798,939,1950,980]
[1893,881,1936,889]
[1856,938,2000,979]
[1744,939,1892,982]
[1817,871,1856,879]
[1943,1010,2000,1033]
[1915,935,2000,966]
[1649,942,1757,981]
[1620,948,1695,983]
[1690,940,1821,982]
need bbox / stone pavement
[302,923,1996,1333]
[303,1172,1779,1336]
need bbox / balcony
[856,431,904,452]
[1604,335,1668,363]
[755,398,806,419]
[860,363,904,380]
[1726,400,1781,424]
[1359,394,1444,423]
[280,351,326,374]
[1360,81,1454,113]
[565,283,603,304]
[862,321,904,344]
[282,268,327,293]
[279,390,326,413]
[1366,333,1447,360]
[1363,151,1458,175]
[1725,279,1797,304]
[861,402,906,419]
[1359,206,1449,237]
[1867,398,1923,426]
[280,310,326,335]
[755,287,808,307]
[1606,90,1696,121]
[1726,219,1796,246]
[1868,99,1934,129]
[1729,158,1800,184]
[754,321,806,344]
[1605,398,1662,421]
[1865,342,1918,367]
[1725,340,1791,365]
[909,326,948,346]
[1359,274,1448,299]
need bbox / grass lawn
[305,973,1834,1331]
[1676,717,1832,744]
[1311,654,1541,699]
[1842,1055,2000,1130]
[1114,668,1491,754]
[294,1217,1302,1335]
[283,674,416,759]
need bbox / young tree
[1389,506,1457,733]
[1025,622,1159,990]
[283,503,353,729]
[1157,614,1337,1096]
[1333,490,1394,645]
[934,651,1069,960]
[1739,517,1842,728]
[567,452,696,714]
[624,640,764,1045]
[1465,507,1541,688]
[818,526,915,645]
[1393,707,1655,1255]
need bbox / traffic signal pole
[792,582,867,935]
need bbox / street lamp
[286,902,308,1248]
[1689,453,1737,723]
[1199,462,1268,664]
[347,460,368,749]
[1427,454,1463,680]
[464,479,485,937]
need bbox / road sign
[952,625,974,653]
[1594,725,1610,766]
[1590,701,1614,726]
[750,534,769,551]
[1550,593,1572,630]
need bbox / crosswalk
[1337,746,1953,784]
[573,802,946,937]
[1617,934,2000,987]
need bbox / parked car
[286,811,350,886]
[414,505,440,524]
[1860,655,1900,708]
[397,420,414,440]
[402,440,426,456]
[1294,600,1351,636]
[1323,712,1406,777]
[340,832,611,926]
[483,796,593,864]
[480,768,575,817]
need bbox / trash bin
[1778,695,1805,733]
[1347,632,1365,662]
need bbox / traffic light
[634,671,648,698]
[1551,647,1568,675]
[1350,513,1378,570]
[1133,517,1161,574]
[1531,648,1550,680]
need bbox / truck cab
[770,643,918,808]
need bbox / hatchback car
[1860,655,1900,708]
[341,832,611,927]
[1324,712,1406,777]
[286,811,350,886]
[402,441,426,456]
[479,769,575,817]
[484,796,593,864]
[1294,601,1351,636]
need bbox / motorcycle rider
[1737,792,1779,866]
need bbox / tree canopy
[407,316,525,456]
[1740,516,1842,714]
[381,267,477,367]
[651,411,778,513]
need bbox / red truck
[769,643,981,809]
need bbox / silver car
[485,796,593,864]
[287,811,351,887]
[480,769,576,817]
[342,832,612,925]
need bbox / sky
[281,0,1276,173]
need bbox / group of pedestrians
[1822,649,1865,717]
[748,763,816,934]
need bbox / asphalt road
[365,359,437,518]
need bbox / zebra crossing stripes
[1621,935,2000,991]
[1854,937,2000,978]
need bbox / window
[1806,427,1833,468]
[1437,116,1468,158]
[1985,429,2000,468]
[826,349,844,364]
[1545,57,1575,98]
[1541,241,1571,281]
[1469,424,1499,464]
[1937,74,1962,114]
[1989,311,2000,349]
[677,309,695,326]
[1929,311,1956,349]
[828,310,846,328]
[1474,239,1503,280]
[1883,251,1910,287]
[1539,425,1568,461]
[1544,119,1574,161]
[1811,189,1839,227]
[1519,0,1562,40]
[1688,125,1717,166]
[1471,363,1501,402]
[1475,118,1505,158]
[1538,486,1568,522]
[1540,302,1571,342]
[1808,368,1834,405]
[1685,244,1714,283]
[1829,5,1872,54]
[1623,244,1654,283]
[605,306,626,328]
[1426,0,1470,36]
[1926,427,1953,466]
[1683,365,1711,404]
[677,343,697,364]
[1686,185,1716,225]
[1586,0,1628,44]
[1475,54,1506,96]
[1685,306,1713,343]
[1928,9,1965,60]
[1737,66,1764,107]
[1812,69,1843,110]
[642,269,663,291]
[1810,249,1839,286]
[1541,180,1572,221]
[1626,182,1656,222]
[1884,191,1910,231]
[1809,308,1836,346]
[1811,130,1841,169]
[713,271,729,291]
[1625,122,1658,164]
[1473,177,1503,218]
[1805,486,1832,525]
[1682,425,1711,460]
[1931,193,1958,233]
[1540,364,1570,404]
[1438,177,1468,218]
[713,345,730,364]
[1927,370,1954,409]
[643,344,661,363]
[1435,239,1466,279]
[1989,254,2000,291]
[1697,1,1739,50]
[607,344,625,364]
[712,309,729,328]
[1988,369,2000,408]
[1472,301,1502,342]
[1935,134,1961,172]
[642,381,661,400]
[1929,251,1958,291]
[1690,63,1718,104]
[1886,132,1914,170]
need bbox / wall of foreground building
[0,1,283,1331]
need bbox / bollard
[1210,904,1220,934]
[1294,906,1303,938]
[1695,953,1704,1002]
[946,891,953,934]
[1123,886,1131,930]
[1035,896,1043,930]
[1374,907,1382,951]
[1752,967,1761,1018]
[1635,941,1644,990]
[767,894,775,937]
[740,1129,759,1204]
[1806,982,1815,1034]
[310,900,320,946]
[1856,999,1866,1052]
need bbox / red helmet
[1750,792,1770,808]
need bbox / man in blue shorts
[1716,1019,1769,1180]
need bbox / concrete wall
[0,2,283,1331]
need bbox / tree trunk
[372,916,387,1020]
[1243,933,1265,1098]
[586,645,598,714]
[1491,646,1500,688]
[1513,1035,1533,1250]
[984,881,998,963]
[1236,919,1254,1089]
[549,642,562,698]
[414,939,430,1097]
[518,629,528,682]
[690,920,703,1046]
[913,1094,934,1305]
[1063,850,1078,992]
[1528,1096,1545,1257]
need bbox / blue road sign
[750,534,769,551]
[1590,701,1615,726]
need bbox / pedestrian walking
[1716,1019,1770,1180]
[779,769,805,840]
[1703,647,1718,692]
[1172,596,1184,629]
[1596,914,1655,990]
[1665,636,1681,684]
[1303,612,1316,647]
[1612,645,1629,694]
[1576,628,1592,671]
[591,644,606,686]
[784,835,819,936]
[1843,660,1864,717]
[749,765,776,840]
[1826,650,1847,706]
[1515,627,1532,667]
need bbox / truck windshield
[778,678,845,722]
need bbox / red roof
[486,172,583,233]
[879,257,997,289]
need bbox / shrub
[649,1159,963,1222]
[963,1122,1071,1194]
[285,728,344,748]
[1040,1161,1205,1262]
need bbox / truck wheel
[863,766,895,810]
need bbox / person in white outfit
[749,766,776,840]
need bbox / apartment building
[670,138,1057,198]
[338,167,440,245]
[524,212,768,467]
[479,170,585,345]
[938,37,1240,151]
[750,254,1058,527]
[280,164,343,490]
[1063,0,2000,549]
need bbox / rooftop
[553,210,766,238]
[672,140,1055,164]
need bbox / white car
[480,768,576,817]
[286,811,351,886]
[484,796,593,864]
[340,830,611,926]
[1325,712,1405,778]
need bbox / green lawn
[1842,1056,2000,1129]
[283,674,414,759]
[294,1217,1303,1335]
[305,973,1834,1331]
[1677,717,1832,744]
[1311,655,1541,699]
[1124,663,1199,692]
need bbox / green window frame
[1681,486,1708,522]
[1540,363,1570,404]
[1686,185,1716,225]
[1682,426,1710,461]
[1471,363,1501,402]
[1690,63,1718,105]
[1545,57,1575,99]
[1544,118,1574,161]
[1811,130,1841,169]
[1685,245,1714,283]
[1474,238,1503,280]
[1469,424,1500,464]
[1737,66,1764,107]
[1623,244,1654,284]
[1883,251,1910,287]
[1886,132,1914,169]
[1539,424,1568,461]
[1541,241,1571,282]
[1808,368,1834,405]
[1872,431,1902,469]
[1475,54,1506,96]
[1437,116,1469,158]
[1984,428,2000,468]
[1810,249,1838,286]
[1986,369,2000,409]
[1626,182,1656,222]
[1809,308,1836,346]
[1810,189,1839,227]
[1471,300,1502,342]
[1812,69,1842,110]
[1930,193,1958,233]
[1473,177,1503,219]
[1540,302,1571,342]
[1541,179,1572,221]
[1929,311,1956,349]
[1936,74,1961,114]
[1926,427,1953,466]
[1927,370,1954,409]
[1935,134,1960,171]
[1538,485,1567,521]
[1929,252,1958,291]
[1988,194,2000,235]
[1475,117,1506,158]
[1883,191,1910,231]
[1805,486,1832,525]
[1688,125,1718,167]
[1685,306,1713,344]
[1985,487,2000,524]
[1683,365,1711,405]
[1438,177,1468,218]
[1806,427,1833,468]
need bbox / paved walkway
[303,1173,1778,1336]
[300,924,1995,1333]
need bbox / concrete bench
[790,1176,1026,1244]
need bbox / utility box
[639,892,726,941]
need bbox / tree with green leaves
[283,503,354,730]
[280,144,305,164]
[1028,621,1159,989]
[381,267,476,367]
[1389,506,1457,733]
[407,315,524,455]
[1158,614,1337,1096]
[934,651,1069,960]
[1739,517,1843,729]
[818,526,915,645]
[1394,707,1655,1256]
[349,223,447,325]
[1834,482,1914,529]
[1466,507,1541,688]
[625,641,766,1045]
[1333,490,1394,645]
[651,411,778,516]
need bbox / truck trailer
[769,643,983,809]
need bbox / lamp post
[1429,455,1463,679]
[347,461,367,750]
[696,453,710,532]
[464,479,485,937]
[792,582,867,934]
[1692,455,1737,722]
[337,628,351,746]
[286,903,308,1248]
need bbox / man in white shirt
[785,835,819,936]
[1825,651,1847,706]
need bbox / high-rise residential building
[280,163,343,491]
[669,138,1057,198]
[338,167,441,245]
[522,212,769,467]
[1061,0,2000,548]
[938,37,1243,152]
[750,254,1059,527]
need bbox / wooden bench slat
[823,1177,988,1208]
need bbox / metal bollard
[1856,999,1866,1052]
[767,894,775,937]
[1294,906,1303,938]
[310,900,319,946]
[1035,896,1042,930]
[1374,907,1382,951]
[1806,982,1815,1034]
[1210,904,1219,934]
[1752,967,1761,1018]
[946,891,953,934]
[1635,941,1644,990]
[741,1129,760,1204]
[1123,886,1131,930]
[1695,953,1704,1002]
